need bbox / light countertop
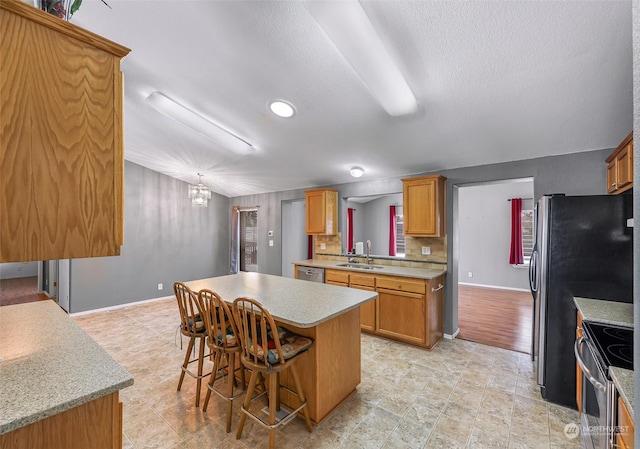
[610,367,634,420]
[573,297,633,327]
[0,300,133,435]
[293,259,446,280]
[185,272,377,328]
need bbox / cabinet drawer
[326,269,349,284]
[377,276,426,294]
[350,273,375,288]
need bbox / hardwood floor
[458,284,533,354]
[0,277,49,307]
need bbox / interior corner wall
[69,161,230,313]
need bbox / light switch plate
[421,246,431,255]
[320,243,326,250]
[269,240,274,247]
[158,283,163,290]
[627,218,634,227]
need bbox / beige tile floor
[74,298,581,449]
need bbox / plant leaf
[69,0,82,16]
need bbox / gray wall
[233,148,611,335]
[0,262,38,279]
[632,2,639,446]
[363,194,403,257]
[458,179,534,290]
[281,199,307,278]
[69,161,230,313]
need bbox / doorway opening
[239,209,258,272]
[456,178,534,353]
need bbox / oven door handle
[574,336,608,394]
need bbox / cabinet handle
[431,283,444,292]
[612,182,617,187]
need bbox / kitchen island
[185,272,378,424]
[0,300,133,449]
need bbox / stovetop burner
[583,321,633,371]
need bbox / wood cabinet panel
[0,392,122,449]
[402,175,446,237]
[326,269,349,284]
[0,1,129,262]
[350,273,375,288]
[606,132,633,195]
[617,396,634,449]
[376,287,426,345]
[376,275,425,295]
[427,276,444,348]
[305,189,338,235]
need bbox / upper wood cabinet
[606,132,633,195]
[402,175,447,237]
[0,0,130,262]
[305,188,338,235]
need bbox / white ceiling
[72,0,633,198]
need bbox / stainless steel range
[575,321,633,449]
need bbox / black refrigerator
[529,194,633,409]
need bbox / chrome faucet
[366,240,372,264]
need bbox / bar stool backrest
[174,282,203,336]
[233,297,285,369]
[198,289,238,350]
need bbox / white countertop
[185,272,377,328]
[573,297,633,327]
[0,301,133,435]
[293,259,446,280]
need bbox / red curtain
[307,235,313,259]
[347,208,354,253]
[509,198,524,265]
[389,205,397,256]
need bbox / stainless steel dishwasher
[296,266,325,283]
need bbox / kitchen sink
[336,263,384,270]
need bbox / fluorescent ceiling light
[146,92,254,156]
[304,0,419,117]
[350,166,364,178]
[269,100,296,118]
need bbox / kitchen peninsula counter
[0,300,133,448]
[185,272,377,424]
[294,258,446,279]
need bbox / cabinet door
[402,175,446,237]
[607,160,618,194]
[306,190,327,234]
[426,277,444,348]
[326,269,349,285]
[0,3,129,262]
[376,288,426,345]
[616,143,633,190]
[354,285,376,332]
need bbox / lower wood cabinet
[0,392,123,449]
[616,395,634,449]
[319,266,444,349]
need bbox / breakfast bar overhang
[185,271,378,424]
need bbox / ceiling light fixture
[146,92,254,156]
[188,173,212,208]
[304,0,419,117]
[269,100,296,118]
[350,166,364,178]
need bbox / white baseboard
[458,282,530,293]
[70,295,173,317]
[444,328,460,340]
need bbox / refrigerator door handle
[529,248,538,293]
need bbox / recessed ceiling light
[269,100,296,118]
[350,167,364,178]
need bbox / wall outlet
[320,243,326,250]
[158,283,163,290]
[468,272,473,278]
[421,246,431,255]
[269,239,274,247]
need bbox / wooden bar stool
[198,289,246,432]
[174,281,210,407]
[232,297,314,449]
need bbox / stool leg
[236,368,259,440]
[225,352,235,433]
[290,364,312,432]
[203,350,222,412]
[178,335,195,391]
[268,372,278,449]
[195,335,205,407]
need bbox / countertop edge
[573,297,634,328]
[610,367,634,421]
[277,294,378,328]
[294,259,447,280]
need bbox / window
[521,209,534,263]
[240,210,258,272]
[395,213,405,257]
